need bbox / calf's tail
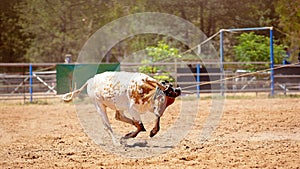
[62,81,89,102]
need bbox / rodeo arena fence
[0,62,299,102]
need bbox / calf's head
[153,81,181,117]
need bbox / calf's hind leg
[115,110,146,139]
[94,100,119,145]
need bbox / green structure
[56,63,120,94]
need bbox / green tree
[1,0,286,63]
[16,0,144,62]
[233,32,284,70]
[16,0,101,62]
[15,0,152,63]
[275,0,300,61]
[139,41,181,81]
[0,0,30,63]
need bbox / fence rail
[0,63,57,101]
[1,62,299,101]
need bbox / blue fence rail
[1,62,299,101]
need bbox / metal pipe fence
[1,62,299,101]
[0,63,57,101]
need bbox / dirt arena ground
[0,95,299,168]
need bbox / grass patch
[24,100,51,105]
[275,93,300,99]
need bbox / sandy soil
[0,96,299,168]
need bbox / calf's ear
[156,82,167,91]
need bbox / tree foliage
[139,41,181,81]
[0,0,30,63]
[275,0,300,61]
[233,32,284,70]
[0,0,298,63]
[16,0,120,62]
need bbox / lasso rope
[181,62,299,90]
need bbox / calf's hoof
[140,123,146,132]
[149,130,158,137]
[123,131,138,139]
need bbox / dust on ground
[0,96,299,168]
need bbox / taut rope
[181,62,299,90]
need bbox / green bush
[139,41,181,81]
[233,32,284,71]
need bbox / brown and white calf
[62,72,181,144]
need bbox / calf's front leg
[150,117,160,137]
